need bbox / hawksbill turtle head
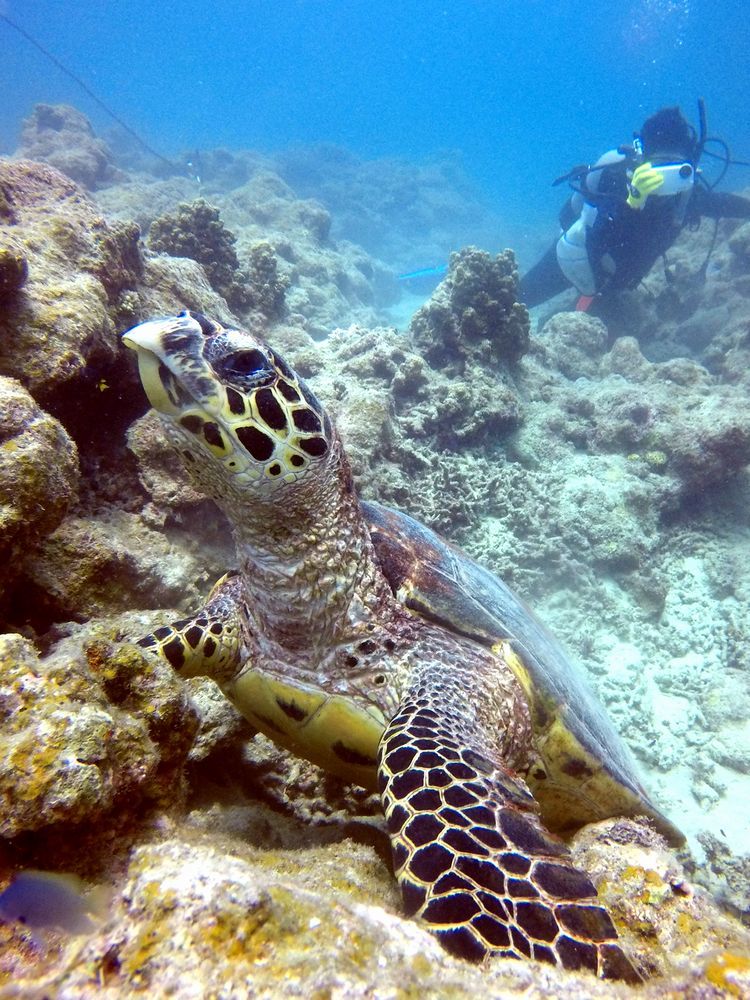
[123,311,335,509]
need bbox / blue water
[1,0,749,262]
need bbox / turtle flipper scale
[136,572,244,682]
[377,700,642,983]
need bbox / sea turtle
[123,311,681,982]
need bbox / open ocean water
[2,0,749,268]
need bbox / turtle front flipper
[378,698,641,982]
[136,572,245,682]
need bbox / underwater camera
[653,161,695,196]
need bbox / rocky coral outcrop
[539,311,609,379]
[220,170,397,338]
[307,250,529,488]
[0,631,196,839]
[305,326,518,532]
[17,103,120,190]
[411,246,530,368]
[0,158,142,400]
[0,242,27,300]
[136,252,235,327]
[21,512,212,622]
[244,240,288,321]
[0,376,79,606]
[538,318,750,505]
[147,197,267,313]
[0,156,246,634]
[126,409,207,512]
[93,175,200,232]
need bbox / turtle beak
[122,316,179,354]
[123,314,221,417]
[123,318,186,416]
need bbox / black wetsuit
[520,168,750,308]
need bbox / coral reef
[0,376,79,609]
[221,170,395,338]
[16,104,120,190]
[0,631,195,838]
[286,251,530,530]
[0,105,749,996]
[2,815,749,997]
[411,246,530,368]
[274,144,507,275]
[538,317,750,506]
[296,296,750,924]
[93,142,399,339]
[147,198,261,313]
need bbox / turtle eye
[213,349,274,387]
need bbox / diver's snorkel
[696,96,708,162]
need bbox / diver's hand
[626,162,664,210]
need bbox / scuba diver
[519,103,750,310]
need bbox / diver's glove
[626,162,664,210]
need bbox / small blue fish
[0,870,107,938]
[396,264,448,281]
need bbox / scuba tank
[555,150,628,295]
[556,211,596,295]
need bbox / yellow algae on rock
[572,819,750,988]
[0,631,198,838]
[705,952,750,997]
[0,375,79,603]
[0,159,141,398]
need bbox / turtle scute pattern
[378,699,642,983]
[136,573,244,684]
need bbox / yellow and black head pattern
[123,312,332,498]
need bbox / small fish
[96,378,110,392]
[396,264,448,282]
[0,870,108,938]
